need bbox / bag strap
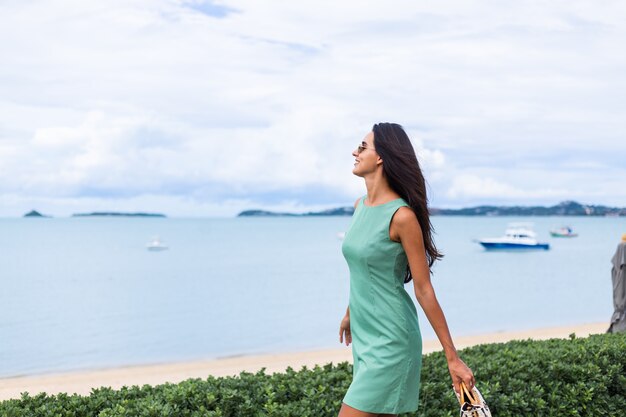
[459,382,479,405]
[457,383,467,405]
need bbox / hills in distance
[238,200,626,217]
[72,212,166,218]
[23,210,50,218]
[20,200,626,218]
[22,210,166,218]
[431,200,625,216]
[238,207,354,217]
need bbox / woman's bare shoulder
[393,205,417,222]
[391,206,424,244]
[393,206,423,233]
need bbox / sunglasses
[357,144,376,154]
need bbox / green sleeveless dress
[341,196,422,414]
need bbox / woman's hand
[339,315,351,346]
[447,356,475,392]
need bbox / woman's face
[352,131,380,177]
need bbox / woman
[338,123,474,417]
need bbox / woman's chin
[352,167,363,177]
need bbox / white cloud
[444,167,626,207]
[417,148,446,170]
[447,174,542,200]
[1,1,625,215]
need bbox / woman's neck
[364,173,398,205]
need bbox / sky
[1,0,625,217]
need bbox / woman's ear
[377,156,383,166]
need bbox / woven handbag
[455,382,492,417]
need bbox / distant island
[237,200,625,217]
[72,212,166,218]
[238,207,353,217]
[23,210,50,218]
[430,200,625,216]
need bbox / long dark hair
[372,122,443,282]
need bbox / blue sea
[0,215,624,378]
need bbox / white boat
[550,226,578,238]
[337,232,346,240]
[477,223,550,250]
[146,236,169,251]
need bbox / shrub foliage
[1,333,625,416]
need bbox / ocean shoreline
[0,322,607,401]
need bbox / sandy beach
[0,322,607,401]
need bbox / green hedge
[2,333,625,417]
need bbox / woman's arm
[391,207,475,390]
[339,306,351,345]
[339,197,360,346]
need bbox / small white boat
[477,224,550,250]
[550,226,578,238]
[337,232,346,240]
[146,236,169,251]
